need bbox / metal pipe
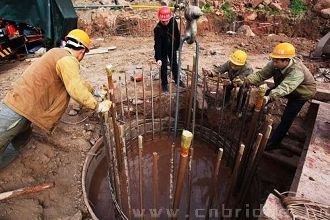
[185,55,196,129]
[173,36,189,142]
[134,71,140,135]
[191,42,199,137]
[173,130,193,217]
[142,69,147,136]
[152,152,159,220]
[206,148,223,219]
[150,64,155,140]
[119,125,132,220]
[138,135,144,219]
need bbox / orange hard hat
[157,6,172,21]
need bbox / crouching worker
[0,29,112,169]
[246,43,316,150]
[203,49,253,111]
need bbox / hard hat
[157,6,172,21]
[229,50,247,66]
[65,29,91,51]
[270,43,296,59]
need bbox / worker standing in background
[0,29,111,169]
[203,49,253,111]
[154,6,185,92]
[246,43,316,150]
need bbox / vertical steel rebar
[150,65,155,140]
[206,148,224,219]
[138,135,144,219]
[152,152,159,220]
[118,76,125,121]
[124,73,133,141]
[201,74,206,125]
[119,125,132,220]
[159,70,162,136]
[225,144,245,208]
[134,71,140,135]
[185,147,194,219]
[142,69,147,136]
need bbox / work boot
[12,126,32,150]
[0,143,20,169]
[162,84,169,92]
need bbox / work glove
[156,60,162,67]
[264,96,270,105]
[232,77,244,87]
[93,85,108,99]
[96,100,112,113]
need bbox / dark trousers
[266,99,307,149]
[160,50,179,86]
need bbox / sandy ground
[0,34,328,219]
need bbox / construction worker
[154,6,185,92]
[204,49,253,109]
[246,43,316,150]
[0,29,112,169]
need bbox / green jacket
[247,58,316,101]
[216,61,253,81]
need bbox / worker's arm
[173,19,181,51]
[56,56,98,109]
[216,61,229,75]
[154,25,163,61]
[83,80,94,93]
[269,70,304,101]
[246,62,273,85]
[240,63,254,79]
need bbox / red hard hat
[157,6,172,21]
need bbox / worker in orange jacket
[0,29,111,169]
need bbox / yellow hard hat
[65,29,91,51]
[270,43,296,59]
[229,50,247,66]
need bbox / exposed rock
[246,11,258,20]
[237,25,256,37]
[68,109,78,116]
[252,0,264,8]
[263,0,272,6]
[313,0,330,12]
[320,8,330,18]
[270,2,283,11]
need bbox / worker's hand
[232,77,244,87]
[244,77,250,85]
[157,60,162,67]
[202,68,214,77]
[93,85,108,99]
[223,78,231,86]
[96,100,112,113]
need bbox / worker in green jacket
[246,42,316,150]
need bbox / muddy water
[89,136,231,219]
